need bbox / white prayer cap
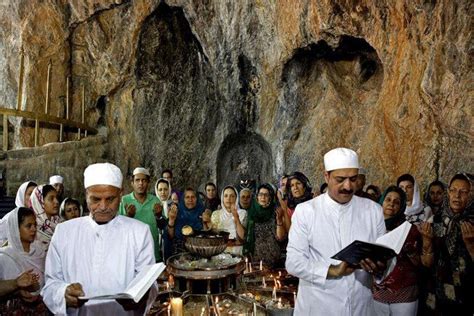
[359,167,367,175]
[324,148,359,171]
[133,167,150,177]
[84,163,123,189]
[49,175,64,185]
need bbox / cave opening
[216,133,273,191]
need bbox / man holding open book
[41,163,157,315]
[286,148,386,315]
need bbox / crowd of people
[0,147,472,315]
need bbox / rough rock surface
[0,0,472,193]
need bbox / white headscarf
[217,186,247,237]
[30,185,60,249]
[1,181,36,245]
[59,197,84,221]
[155,178,172,218]
[404,180,425,216]
[15,181,36,208]
[0,207,45,285]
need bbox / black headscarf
[286,171,313,210]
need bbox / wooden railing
[1,49,97,151]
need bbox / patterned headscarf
[286,171,313,210]
[437,174,473,255]
[30,185,60,250]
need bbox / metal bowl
[184,230,230,257]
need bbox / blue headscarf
[174,189,205,241]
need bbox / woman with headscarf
[0,181,37,246]
[165,188,207,257]
[0,207,48,315]
[244,183,287,267]
[366,184,382,202]
[15,181,38,208]
[279,171,313,232]
[154,178,173,260]
[29,184,60,251]
[372,186,429,316]
[423,180,446,217]
[204,182,221,211]
[397,174,432,225]
[420,174,473,315]
[155,178,172,218]
[59,197,83,222]
[211,186,247,255]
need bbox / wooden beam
[45,60,51,114]
[0,107,97,134]
[34,119,39,147]
[16,49,24,111]
[59,123,63,142]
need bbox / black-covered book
[331,221,412,266]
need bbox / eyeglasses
[258,193,270,197]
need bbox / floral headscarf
[30,185,60,250]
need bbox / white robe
[286,193,385,316]
[41,215,156,316]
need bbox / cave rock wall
[0,0,472,192]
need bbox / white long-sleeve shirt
[41,215,156,315]
[286,193,385,315]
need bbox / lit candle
[262,276,266,288]
[259,260,263,270]
[293,292,297,306]
[272,285,277,301]
[165,281,170,291]
[215,297,221,316]
[167,304,171,316]
[277,297,283,309]
[245,257,248,272]
[249,263,253,273]
[278,271,282,278]
[253,302,257,316]
[200,307,205,316]
[170,298,183,316]
[168,274,175,289]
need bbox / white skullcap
[133,167,150,177]
[49,175,64,185]
[84,163,123,189]
[324,148,360,171]
[359,168,367,175]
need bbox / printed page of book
[79,262,166,302]
[375,221,412,254]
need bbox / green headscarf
[244,184,275,256]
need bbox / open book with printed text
[331,221,412,266]
[79,262,166,303]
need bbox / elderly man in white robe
[41,163,156,315]
[286,148,386,315]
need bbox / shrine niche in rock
[216,133,274,191]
